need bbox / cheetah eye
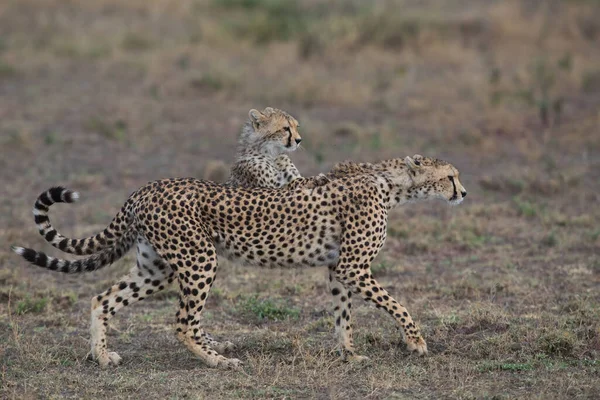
[283,126,291,133]
[448,176,454,181]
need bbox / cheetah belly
[212,231,341,269]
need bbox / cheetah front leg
[334,226,427,356]
[328,269,367,362]
[335,266,427,355]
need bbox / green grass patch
[0,61,18,78]
[85,117,128,142]
[236,294,300,321]
[540,232,558,248]
[513,197,539,218]
[371,261,393,275]
[121,33,154,51]
[15,296,49,315]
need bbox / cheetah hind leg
[90,267,173,367]
[167,230,241,369]
[175,329,235,354]
[202,332,236,353]
[90,237,174,367]
[174,289,235,354]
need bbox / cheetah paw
[406,337,428,356]
[97,351,122,367]
[219,357,243,370]
[213,340,236,353]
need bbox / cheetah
[226,107,304,189]
[23,106,322,360]
[12,154,467,369]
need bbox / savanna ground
[1,0,599,398]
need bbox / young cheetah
[226,107,303,189]
[12,154,467,369]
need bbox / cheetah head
[405,154,467,205]
[246,107,302,155]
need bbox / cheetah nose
[461,191,467,198]
[295,138,302,144]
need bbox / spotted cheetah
[12,154,467,369]
[226,107,303,189]
[22,106,321,361]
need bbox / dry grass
[1,0,599,399]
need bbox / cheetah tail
[33,186,132,256]
[11,231,136,274]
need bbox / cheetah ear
[263,107,274,114]
[405,156,422,171]
[249,109,264,123]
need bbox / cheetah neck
[236,122,280,160]
[371,160,428,209]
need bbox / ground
[1,0,599,399]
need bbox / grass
[0,0,599,399]
[514,197,539,218]
[477,361,534,373]
[121,33,154,51]
[235,294,300,321]
[14,296,48,315]
[0,61,18,78]
[85,118,128,142]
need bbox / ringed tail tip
[11,245,24,255]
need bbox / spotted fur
[226,107,303,189]
[12,154,467,369]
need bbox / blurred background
[1,1,599,398]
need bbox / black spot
[34,214,49,224]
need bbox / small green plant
[15,296,49,315]
[540,232,558,248]
[85,118,128,142]
[190,73,227,92]
[44,131,59,145]
[121,33,153,51]
[368,131,382,150]
[371,261,392,275]
[514,197,538,217]
[0,61,17,78]
[237,294,299,321]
